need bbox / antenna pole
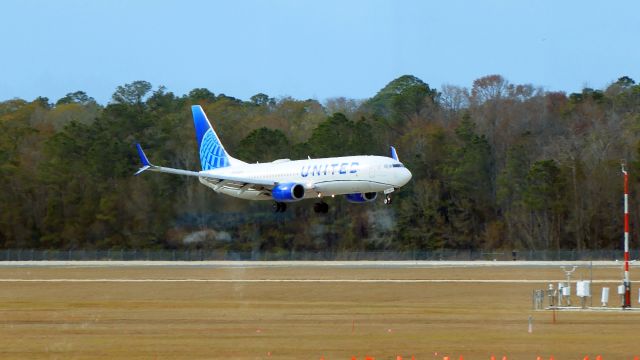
[622,162,631,308]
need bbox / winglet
[134,143,152,175]
[390,146,399,161]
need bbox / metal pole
[590,260,593,307]
[622,163,631,308]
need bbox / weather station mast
[622,162,632,308]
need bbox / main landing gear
[273,202,287,213]
[313,202,329,214]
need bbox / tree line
[1,74,639,253]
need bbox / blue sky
[1,0,638,104]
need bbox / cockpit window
[384,163,405,168]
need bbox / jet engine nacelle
[272,183,305,202]
[346,192,378,203]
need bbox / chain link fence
[0,249,628,261]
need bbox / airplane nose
[399,168,412,186]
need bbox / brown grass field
[0,263,639,359]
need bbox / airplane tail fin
[134,143,152,175]
[192,105,238,170]
[390,146,399,161]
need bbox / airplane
[134,105,412,213]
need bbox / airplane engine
[346,192,377,203]
[272,183,305,202]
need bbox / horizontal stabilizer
[134,165,150,176]
[132,144,274,187]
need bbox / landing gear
[313,202,329,214]
[273,202,287,213]
[383,188,395,205]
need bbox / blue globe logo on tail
[199,129,229,170]
[192,105,230,170]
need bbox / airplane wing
[134,144,276,190]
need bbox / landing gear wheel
[314,202,329,214]
[384,195,392,205]
[272,202,287,213]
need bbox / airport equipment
[533,290,545,309]
[619,284,626,306]
[556,282,568,306]
[601,287,609,307]
[547,284,556,307]
[576,281,591,309]
[622,163,632,308]
[561,283,571,306]
[560,266,577,306]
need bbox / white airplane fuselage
[135,105,412,212]
[199,155,411,200]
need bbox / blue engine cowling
[346,192,377,203]
[272,183,305,202]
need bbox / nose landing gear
[383,188,395,205]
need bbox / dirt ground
[0,264,639,359]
